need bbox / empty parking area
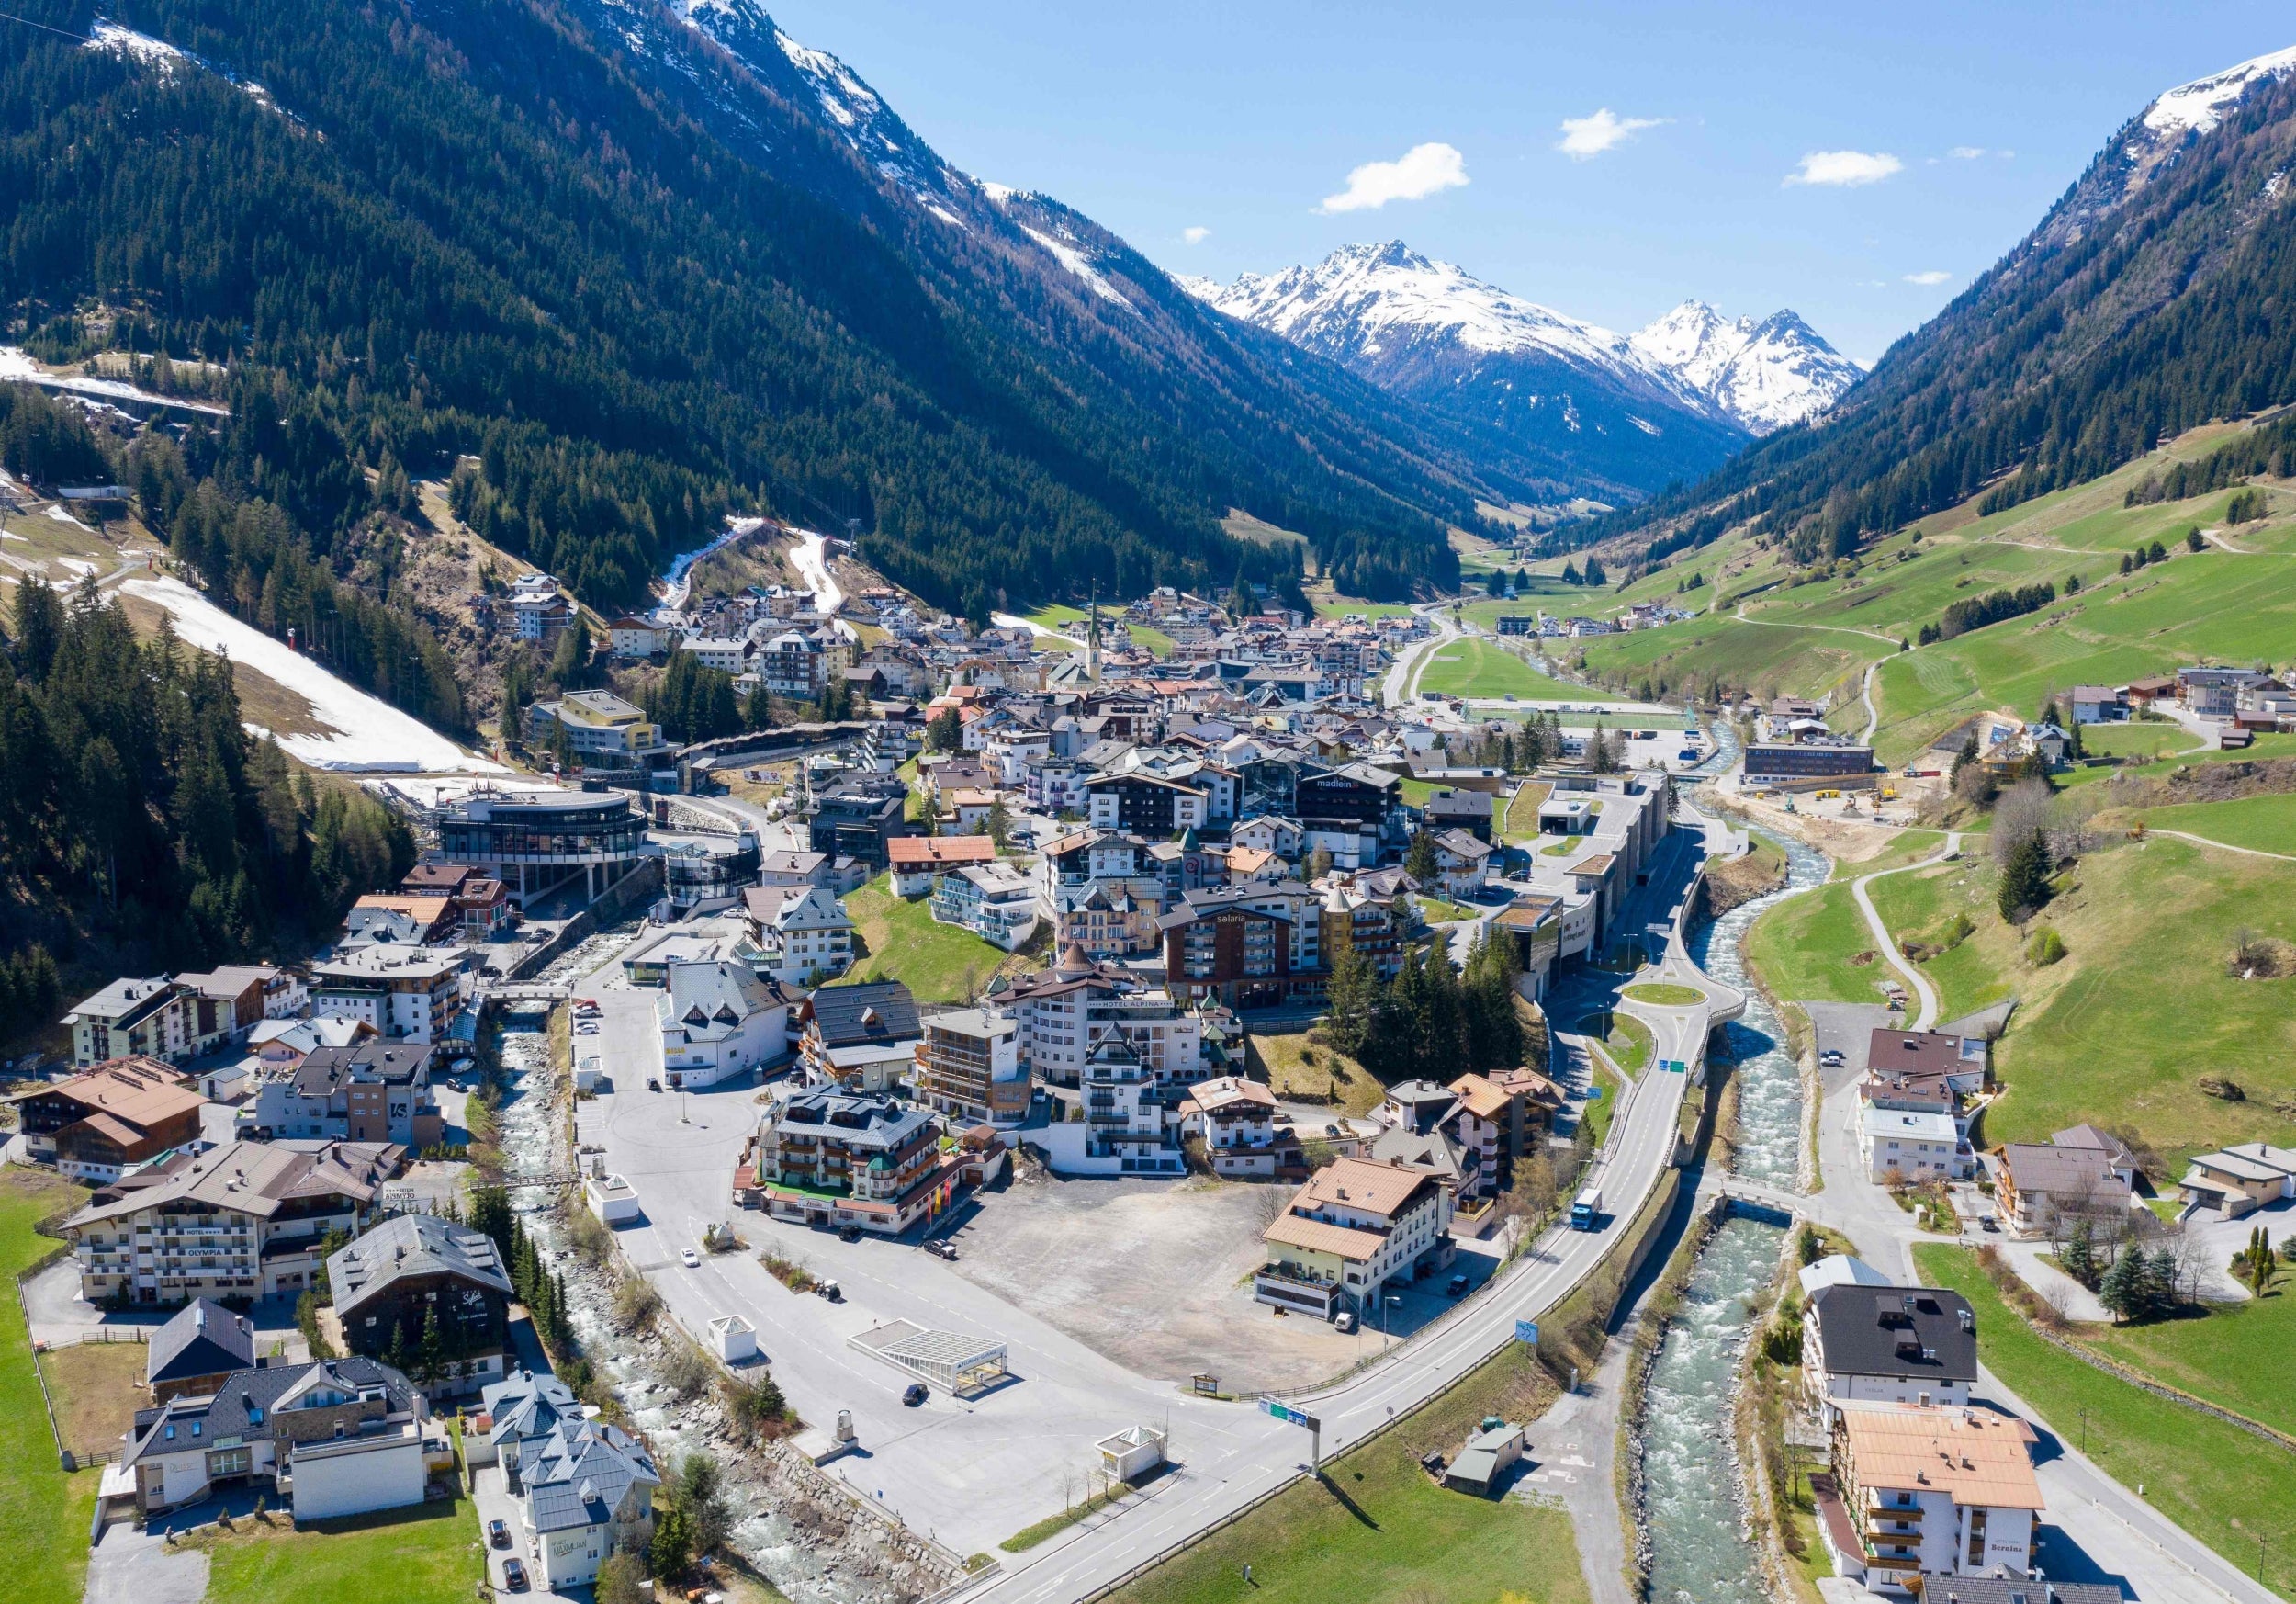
[947,1167,1444,1392]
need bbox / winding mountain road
[1844,833,1959,1032]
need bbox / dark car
[902,1383,929,1406]
[488,1519,511,1549]
[1981,1215,2000,1233]
[647,1076,661,1092]
[1446,1273,1470,1296]
[501,1558,529,1591]
[839,1225,862,1243]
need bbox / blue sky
[760,0,2293,366]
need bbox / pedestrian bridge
[1706,1176,1807,1221]
[479,983,572,1006]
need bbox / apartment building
[328,1213,515,1397]
[1825,1403,2042,1591]
[64,977,191,1067]
[1176,1076,1280,1177]
[1804,1284,1978,1409]
[239,1044,444,1148]
[11,1057,207,1181]
[739,884,856,985]
[309,946,467,1044]
[748,1090,948,1234]
[990,948,1206,1087]
[656,961,794,1089]
[914,1009,1029,1127]
[1255,1157,1455,1320]
[62,1138,396,1305]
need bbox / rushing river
[1638,1214,1788,1604]
[1631,719,1830,1601]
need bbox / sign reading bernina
[1261,1399,1320,1431]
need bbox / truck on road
[1570,1186,1604,1231]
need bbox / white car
[681,1248,701,1269]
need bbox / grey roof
[125,1355,412,1467]
[328,1213,514,1320]
[480,1368,583,1449]
[771,1090,935,1152]
[70,1138,397,1228]
[807,980,920,1047]
[522,1414,660,1532]
[147,1297,255,1388]
[1930,1580,2122,1604]
[1807,1284,1977,1384]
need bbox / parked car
[817,1280,843,1302]
[647,1077,661,1091]
[1818,1049,1844,1067]
[502,1559,529,1591]
[488,1519,510,1549]
[924,1239,958,1260]
[1446,1273,1470,1296]
[902,1383,929,1406]
[681,1248,701,1269]
[1334,1311,1357,1333]
[576,1023,600,1035]
[1980,1215,2000,1234]
[839,1225,862,1243]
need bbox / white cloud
[1948,145,1986,160]
[1904,269,1953,286]
[1556,108,1667,160]
[1317,141,1468,214]
[1785,150,1904,187]
[1182,225,1210,245]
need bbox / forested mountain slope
[0,0,1590,610]
[1588,45,2296,569]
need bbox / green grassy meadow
[1746,880,1890,1005]
[1102,1339,1585,1604]
[1915,1246,2296,1600]
[191,1499,485,1604]
[2133,793,2296,856]
[2086,1280,2296,1441]
[1416,638,1591,701]
[845,874,1032,1002]
[1,1167,100,1604]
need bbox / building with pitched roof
[746,1090,951,1234]
[1804,1284,1978,1409]
[1176,1075,1280,1177]
[1993,1142,2131,1237]
[328,1214,515,1397]
[121,1354,437,1520]
[656,961,794,1088]
[2177,1141,2296,1218]
[63,977,192,1067]
[886,834,996,896]
[1824,1403,2043,1590]
[10,1057,206,1181]
[145,1297,257,1404]
[1255,1157,1454,1319]
[799,979,923,1093]
[477,1369,659,1589]
[62,1138,398,1306]
[738,884,856,984]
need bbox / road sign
[1262,1399,1320,1431]
[1662,1058,1686,1075]
[1585,1084,1604,1101]
[1514,1319,1539,1347]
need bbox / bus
[1570,1187,1603,1231]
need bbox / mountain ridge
[1182,240,1861,502]
[1583,40,2296,571]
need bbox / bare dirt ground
[946,1166,1383,1391]
[1719,789,1911,862]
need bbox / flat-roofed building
[310,946,467,1045]
[437,787,649,908]
[914,1009,1027,1127]
[748,1090,949,1234]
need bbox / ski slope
[123,575,505,774]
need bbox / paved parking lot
[945,1166,1501,1391]
[23,1259,310,1359]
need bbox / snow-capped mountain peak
[1627,300,1863,435]
[2143,44,2296,139]
[1187,244,1860,435]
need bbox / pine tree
[2098,1248,2142,1324]
[417,1304,445,1385]
[1997,830,2053,923]
[2062,1219,2097,1288]
[2143,1245,2178,1316]
[1324,939,1378,1058]
[1402,830,1439,886]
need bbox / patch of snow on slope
[2144,44,2296,138]
[1020,227,1132,309]
[85,21,187,69]
[977,179,1020,205]
[123,575,506,774]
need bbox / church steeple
[1086,582,1102,684]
